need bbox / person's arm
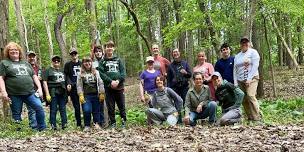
[166,65,173,88]
[33,75,43,97]
[98,61,112,87]
[96,72,105,94]
[76,75,84,95]
[0,76,9,101]
[199,86,210,107]
[184,91,191,116]
[43,81,49,97]
[233,57,238,86]
[139,80,145,100]
[64,62,72,85]
[118,59,126,83]
[230,83,245,108]
[247,49,260,81]
[208,63,215,76]
[167,88,183,111]
[151,93,157,108]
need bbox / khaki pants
[238,77,260,120]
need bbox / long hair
[80,56,96,77]
[154,75,166,87]
[4,42,25,60]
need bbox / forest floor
[0,66,303,152]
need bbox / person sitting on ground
[183,72,217,126]
[77,57,105,132]
[43,55,67,130]
[146,76,183,126]
[211,72,244,126]
[139,56,161,107]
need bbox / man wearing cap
[215,43,234,83]
[151,44,170,77]
[98,41,127,128]
[139,56,161,107]
[211,72,244,126]
[43,55,67,130]
[64,48,82,127]
[234,37,261,121]
[183,72,217,126]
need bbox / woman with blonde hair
[0,42,46,131]
[77,57,105,132]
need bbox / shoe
[62,124,67,130]
[109,123,116,129]
[121,121,126,129]
[94,123,102,130]
[83,126,90,132]
[51,124,57,130]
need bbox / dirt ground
[0,125,303,152]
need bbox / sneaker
[94,123,102,130]
[109,123,116,129]
[121,121,126,129]
[62,124,67,130]
[51,124,57,131]
[83,126,90,132]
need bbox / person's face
[194,74,204,87]
[221,47,230,58]
[241,41,250,51]
[152,45,159,55]
[106,45,114,54]
[27,54,37,65]
[94,48,103,59]
[147,61,154,69]
[212,76,222,87]
[8,46,19,60]
[52,59,61,67]
[172,50,180,59]
[156,77,164,88]
[83,61,92,70]
[70,52,78,60]
[197,52,206,63]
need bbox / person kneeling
[183,72,217,126]
[146,76,183,126]
[211,72,244,126]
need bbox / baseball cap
[27,51,36,56]
[51,55,61,62]
[211,71,222,78]
[146,56,154,63]
[69,48,78,55]
[240,37,250,43]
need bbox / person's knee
[208,101,217,109]
[219,118,228,126]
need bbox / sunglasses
[52,59,61,62]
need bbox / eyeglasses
[221,48,228,52]
[52,60,60,62]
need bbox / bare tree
[14,0,29,54]
[44,0,54,60]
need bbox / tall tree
[14,0,29,54]
[44,0,54,60]
[85,0,97,43]
[297,17,304,65]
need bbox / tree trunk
[263,15,277,98]
[54,0,73,64]
[284,15,294,68]
[297,17,304,65]
[44,0,54,60]
[275,13,283,66]
[173,0,185,55]
[271,16,299,69]
[14,0,29,54]
[158,0,170,59]
[34,29,42,66]
[0,0,10,121]
[187,30,194,66]
[85,0,97,43]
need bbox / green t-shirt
[0,59,35,95]
[43,67,65,89]
[81,72,98,95]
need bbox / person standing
[98,41,127,128]
[43,55,67,130]
[92,45,104,69]
[234,37,261,121]
[151,44,170,77]
[77,57,105,132]
[0,42,46,131]
[215,43,234,83]
[64,48,82,127]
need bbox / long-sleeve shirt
[64,61,81,86]
[151,87,183,115]
[167,60,192,89]
[77,71,104,95]
[185,85,211,114]
[215,80,244,111]
[215,56,234,83]
[233,48,260,85]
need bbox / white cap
[146,56,154,62]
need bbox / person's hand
[1,91,11,105]
[180,69,187,75]
[173,112,179,117]
[37,88,43,97]
[196,105,203,113]
[67,84,72,92]
[46,95,52,103]
[38,76,42,81]
[245,80,252,87]
[140,96,145,103]
[99,93,105,103]
[183,116,190,125]
[79,94,85,104]
[111,80,119,89]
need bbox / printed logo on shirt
[105,61,119,72]
[54,72,65,82]
[73,66,81,76]
[84,73,96,84]
[13,64,29,76]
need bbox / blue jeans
[10,93,46,131]
[49,94,67,128]
[189,101,217,126]
[82,94,102,127]
[26,104,37,129]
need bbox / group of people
[0,41,126,131]
[140,37,261,126]
[0,36,261,132]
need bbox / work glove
[46,95,52,103]
[99,93,105,103]
[79,94,85,104]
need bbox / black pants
[69,87,82,126]
[105,87,126,125]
